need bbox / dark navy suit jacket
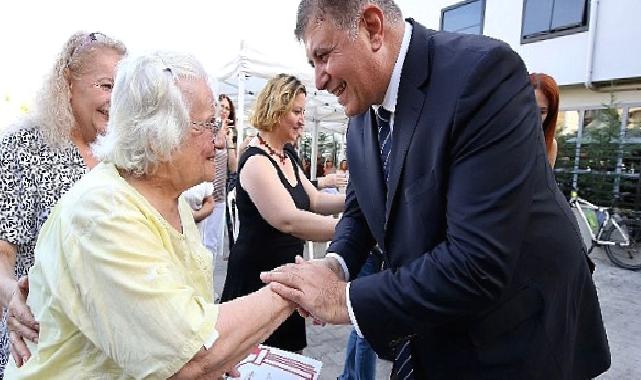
[328,20,610,379]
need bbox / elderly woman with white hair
[4,52,294,379]
[0,31,126,375]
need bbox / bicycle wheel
[604,219,641,270]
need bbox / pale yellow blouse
[5,163,219,379]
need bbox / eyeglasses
[191,118,221,135]
[67,32,109,67]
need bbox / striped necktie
[376,107,392,186]
[377,107,413,379]
[391,340,414,380]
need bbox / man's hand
[311,257,346,281]
[8,275,38,367]
[260,256,350,325]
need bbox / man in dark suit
[261,1,610,378]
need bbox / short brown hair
[250,74,306,132]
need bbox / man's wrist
[324,257,343,278]
[336,281,351,324]
[345,282,364,336]
[325,253,350,281]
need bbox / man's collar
[377,21,413,113]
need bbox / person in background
[4,51,294,379]
[335,160,349,194]
[324,158,336,175]
[302,158,312,178]
[203,94,238,258]
[221,74,344,354]
[0,31,126,375]
[337,159,348,174]
[530,72,560,168]
[284,134,347,191]
[221,95,240,251]
[182,182,215,241]
[316,156,325,178]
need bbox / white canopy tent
[215,40,348,179]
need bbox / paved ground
[214,213,641,379]
[575,212,641,380]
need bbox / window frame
[520,0,590,44]
[440,0,486,35]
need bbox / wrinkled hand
[260,256,350,325]
[8,276,38,367]
[311,257,346,280]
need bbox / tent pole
[236,71,246,161]
[311,109,319,180]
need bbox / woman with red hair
[530,73,560,167]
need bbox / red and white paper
[235,345,322,379]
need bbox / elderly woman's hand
[8,275,39,367]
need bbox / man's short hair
[294,0,403,41]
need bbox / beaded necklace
[257,134,287,164]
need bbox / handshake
[260,255,352,325]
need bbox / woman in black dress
[221,74,345,353]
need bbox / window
[555,110,581,195]
[625,106,641,139]
[521,0,589,43]
[441,0,485,35]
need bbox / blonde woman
[221,74,344,353]
[0,32,126,374]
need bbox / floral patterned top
[0,125,87,375]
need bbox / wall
[560,88,641,110]
[401,0,641,86]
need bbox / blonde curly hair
[32,32,126,148]
[250,74,306,132]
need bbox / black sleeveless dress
[221,147,310,352]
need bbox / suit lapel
[385,21,432,223]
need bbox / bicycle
[569,191,641,270]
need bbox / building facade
[409,0,641,209]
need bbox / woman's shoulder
[1,119,42,149]
[239,146,271,166]
[56,164,144,224]
[241,145,267,157]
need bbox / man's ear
[361,5,385,52]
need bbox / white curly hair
[27,32,126,148]
[92,52,210,176]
